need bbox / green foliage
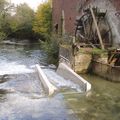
[90,48,107,55]
[78,48,107,55]
[0,0,12,40]
[0,32,6,40]
[9,3,34,39]
[33,1,52,37]
[41,35,60,65]
[12,3,34,30]
[0,0,52,41]
[0,0,8,13]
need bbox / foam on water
[0,46,46,75]
[0,61,34,75]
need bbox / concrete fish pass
[36,63,91,95]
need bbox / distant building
[52,0,80,35]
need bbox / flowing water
[0,44,120,120]
[0,44,79,120]
[64,74,120,120]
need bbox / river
[0,44,120,120]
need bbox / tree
[0,0,8,14]
[0,0,13,40]
[33,0,52,38]
[9,3,35,39]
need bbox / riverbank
[59,44,120,82]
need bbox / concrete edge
[57,63,91,92]
[35,64,57,96]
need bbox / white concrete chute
[35,64,57,96]
[57,63,91,92]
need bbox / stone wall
[59,45,120,81]
[111,0,120,11]
[92,61,120,82]
[59,45,92,73]
[74,53,92,73]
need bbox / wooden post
[90,7,105,50]
[61,10,65,36]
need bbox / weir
[0,43,91,96]
[35,63,91,95]
[57,63,91,92]
[35,64,57,96]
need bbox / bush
[0,32,6,41]
[41,35,60,65]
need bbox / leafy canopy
[33,1,52,35]
[10,3,34,32]
[9,3,34,39]
[0,0,13,40]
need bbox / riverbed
[0,44,120,120]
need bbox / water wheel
[75,7,112,49]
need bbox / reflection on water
[64,74,120,120]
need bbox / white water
[0,61,34,75]
[44,69,82,92]
[0,44,79,120]
[0,45,82,95]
